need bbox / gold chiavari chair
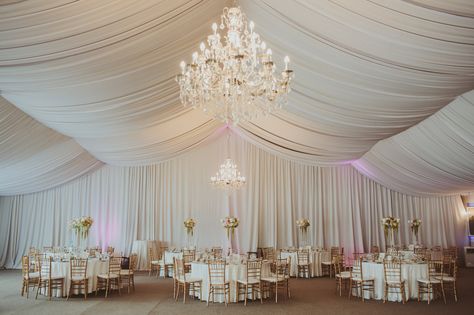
[297,249,310,278]
[211,247,223,259]
[322,247,340,277]
[371,246,380,259]
[442,260,458,302]
[247,251,258,260]
[106,246,114,256]
[334,254,351,297]
[120,254,137,293]
[442,247,457,275]
[417,260,445,304]
[36,256,65,300]
[67,258,88,300]
[88,248,97,257]
[352,252,367,261]
[261,256,291,303]
[383,259,406,304]
[262,247,276,261]
[21,256,40,298]
[96,257,122,298]
[237,258,263,305]
[173,258,202,303]
[207,259,230,306]
[148,246,161,277]
[183,249,196,273]
[387,246,399,257]
[431,246,443,261]
[348,258,374,302]
[159,250,174,278]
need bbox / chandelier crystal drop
[176,5,294,124]
[210,158,246,191]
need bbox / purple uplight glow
[352,159,377,179]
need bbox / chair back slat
[297,250,309,265]
[70,258,88,278]
[383,259,402,283]
[208,260,226,285]
[108,257,121,275]
[246,259,262,283]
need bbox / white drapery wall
[0,130,467,268]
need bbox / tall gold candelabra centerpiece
[381,216,399,248]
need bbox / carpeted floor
[0,268,472,315]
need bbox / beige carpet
[1,268,473,315]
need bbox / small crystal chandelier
[210,158,246,191]
[176,3,294,124]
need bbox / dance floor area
[1,269,473,315]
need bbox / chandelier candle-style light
[176,4,294,124]
[210,158,246,191]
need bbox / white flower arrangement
[408,218,422,236]
[221,217,239,238]
[69,216,93,239]
[296,218,310,232]
[184,218,196,236]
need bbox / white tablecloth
[361,261,428,302]
[280,250,328,277]
[40,258,108,297]
[131,240,160,270]
[189,262,271,303]
[158,251,183,277]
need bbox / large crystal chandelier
[176,4,294,124]
[210,158,246,191]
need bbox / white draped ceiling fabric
[0,1,473,267]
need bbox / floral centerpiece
[408,218,422,244]
[381,216,400,247]
[221,216,239,239]
[296,219,310,232]
[184,218,196,236]
[408,218,421,235]
[69,216,94,239]
[296,218,310,247]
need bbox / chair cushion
[120,270,133,275]
[151,260,161,265]
[351,276,375,282]
[237,278,260,285]
[98,273,119,279]
[25,272,39,279]
[417,278,441,284]
[177,276,202,283]
[71,276,87,281]
[442,276,455,282]
[336,272,351,278]
[48,275,65,280]
[261,276,288,283]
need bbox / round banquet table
[131,240,160,270]
[361,261,428,302]
[39,258,108,297]
[188,261,271,303]
[280,250,329,277]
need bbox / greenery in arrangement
[296,218,310,233]
[408,218,422,237]
[69,216,93,239]
[221,216,239,239]
[184,218,196,236]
